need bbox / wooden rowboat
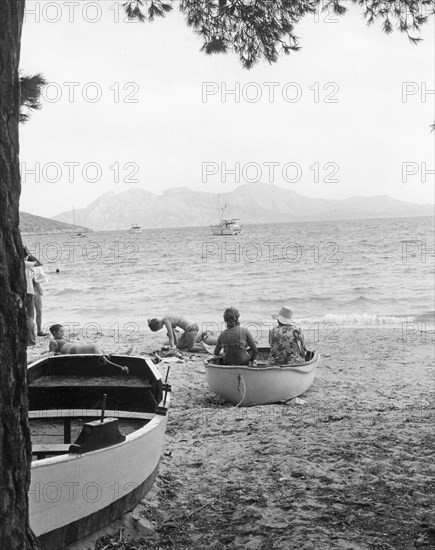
[28,354,170,550]
[204,347,320,407]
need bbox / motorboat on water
[210,197,242,235]
[128,224,143,234]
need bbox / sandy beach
[27,326,434,550]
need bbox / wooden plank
[32,444,71,458]
[29,409,155,421]
[30,375,152,388]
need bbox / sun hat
[272,306,293,325]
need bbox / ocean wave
[345,296,381,305]
[257,297,305,304]
[300,313,416,326]
[352,286,377,291]
[51,288,80,295]
[71,306,123,314]
[415,311,435,322]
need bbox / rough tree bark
[0,1,40,548]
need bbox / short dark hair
[148,318,161,332]
[49,324,63,336]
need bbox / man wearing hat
[267,306,306,366]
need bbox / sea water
[24,216,434,339]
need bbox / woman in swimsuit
[213,307,258,366]
[148,315,215,353]
[49,324,104,354]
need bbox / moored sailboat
[70,208,86,238]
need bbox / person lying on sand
[148,315,216,353]
[49,324,104,355]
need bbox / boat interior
[206,347,316,366]
[28,355,168,461]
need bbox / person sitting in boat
[267,306,306,366]
[49,324,104,355]
[213,307,258,365]
[148,315,215,353]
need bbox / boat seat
[29,409,155,445]
[32,444,71,459]
[29,409,155,421]
[29,375,153,389]
[29,376,158,412]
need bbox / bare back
[163,315,193,331]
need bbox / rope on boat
[235,374,247,408]
[101,355,129,374]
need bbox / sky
[19,0,435,218]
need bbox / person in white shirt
[24,247,42,346]
[32,265,48,336]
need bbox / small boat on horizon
[210,198,243,236]
[210,218,243,236]
[204,347,319,407]
[28,353,170,549]
[70,208,86,238]
[128,224,143,234]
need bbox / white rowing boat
[204,348,319,406]
[28,354,170,549]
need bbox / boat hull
[28,355,169,550]
[210,226,243,236]
[210,218,243,236]
[204,350,320,406]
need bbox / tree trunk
[0,1,40,548]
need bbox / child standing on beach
[148,315,215,353]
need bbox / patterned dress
[267,324,306,366]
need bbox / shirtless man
[49,324,103,354]
[148,315,216,353]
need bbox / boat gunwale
[204,350,320,372]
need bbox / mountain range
[51,183,433,231]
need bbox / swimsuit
[217,326,256,365]
[184,323,199,333]
[54,339,76,354]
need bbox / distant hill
[20,211,92,235]
[52,183,434,231]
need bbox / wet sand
[27,326,434,550]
